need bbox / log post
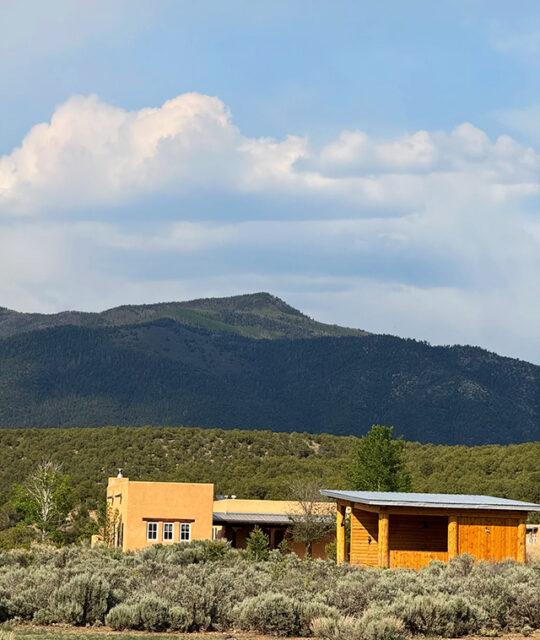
[517,517,527,563]
[336,503,346,564]
[448,515,458,559]
[378,511,389,568]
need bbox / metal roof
[213,512,292,525]
[320,490,540,511]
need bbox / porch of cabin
[339,504,452,570]
[334,497,529,570]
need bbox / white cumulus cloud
[0,92,540,362]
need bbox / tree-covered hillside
[0,426,538,532]
[0,292,366,340]
[0,317,538,444]
[0,293,539,444]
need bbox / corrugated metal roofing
[213,512,292,525]
[320,490,540,511]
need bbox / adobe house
[321,490,540,569]
[105,474,214,551]
[213,497,334,558]
[101,474,334,556]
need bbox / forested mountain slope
[0,292,366,340]
[0,293,538,445]
[0,427,537,522]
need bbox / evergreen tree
[246,525,270,561]
[348,425,412,492]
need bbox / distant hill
[0,292,538,445]
[0,427,538,520]
[0,292,366,340]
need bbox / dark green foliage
[348,425,412,492]
[0,427,538,544]
[0,293,538,445]
[246,526,270,562]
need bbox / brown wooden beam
[336,504,346,565]
[448,515,458,559]
[142,517,195,523]
[517,517,527,563]
[378,512,389,568]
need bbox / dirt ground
[10,624,540,640]
[12,625,305,640]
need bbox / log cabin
[321,490,540,569]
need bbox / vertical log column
[336,503,346,564]
[378,511,389,568]
[448,515,458,559]
[517,517,527,563]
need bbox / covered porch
[321,490,533,569]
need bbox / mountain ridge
[0,292,368,340]
[0,292,538,445]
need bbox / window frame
[146,521,158,541]
[163,522,174,542]
[179,522,191,542]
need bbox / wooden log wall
[350,508,379,567]
[458,516,520,561]
[389,550,448,570]
[389,514,447,552]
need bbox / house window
[180,523,191,541]
[117,522,124,548]
[212,526,219,540]
[163,522,174,541]
[147,521,158,541]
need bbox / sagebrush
[0,542,538,637]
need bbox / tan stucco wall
[214,498,334,515]
[107,477,214,551]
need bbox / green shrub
[0,543,538,637]
[297,602,340,636]
[32,609,52,625]
[137,594,170,631]
[326,573,377,616]
[169,605,193,632]
[234,593,300,636]
[201,539,231,562]
[310,616,364,640]
[508,587,540,630]
[324,541,337,562]
[105,603,140,630]
[361,613,408,640]
[50,572,113,625]
[392,593,484,637]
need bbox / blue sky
[1,0,540,362]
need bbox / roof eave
[320,490,540,512]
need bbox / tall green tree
[246,525,270,561]
[13,460,72,542]
[348,425,412,492]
